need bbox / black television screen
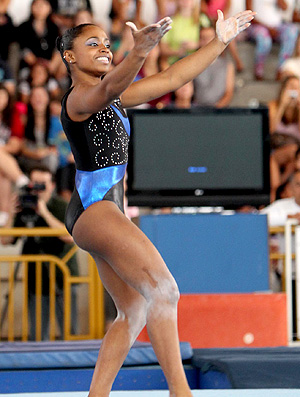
[127,107,270,208]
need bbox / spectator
[262,170,300,228]
[48,96,75,202]
[20,85,58,174]
[281,34,300,80]
[18,60,61,103]
[269,75,300,134]
[0,84,29,225]
[1,164,79,340]
[17,0,59,80]
[246,0,299,80]
[160,0,200,67]
[193,25,235,107]
[268,76,300,201]
[49,0,92,32]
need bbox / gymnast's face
[67,25,113,78]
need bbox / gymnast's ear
[64,51,76,64]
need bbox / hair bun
[56,36,63,51]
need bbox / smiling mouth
[96,56,110,64]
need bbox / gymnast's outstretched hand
[216,9,256,45]
[126,17,172,57]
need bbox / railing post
[295,225,300,340]
[285,219,298,343]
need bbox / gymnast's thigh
[72,200,176,296]
[92,254,146,313]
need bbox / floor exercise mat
[0,340,193,369]
[192,347,300,389]
[1,390,300,397]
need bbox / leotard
[61,87,130,235]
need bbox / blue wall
[140,214,269,293]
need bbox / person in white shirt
[261,169,300,226]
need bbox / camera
[19,183,46,223]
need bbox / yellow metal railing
[0,227,105,342]
[269,225,296,292]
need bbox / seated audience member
[0,84,29,226]
[1,165,79,340]
[17,0,59,80]
[48,96,75,202]
[268,76,300,201]
[193,25,235,107]
[281,34,300,80]
[269,76,300,136]
[246,0,299,80]
[20,86,58,174]
[160,0,200,67]
[49,0,92,32]
[262,171,300,224]
[0,85,28,226]
[18,60,60,103]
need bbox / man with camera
[2,164,78,340]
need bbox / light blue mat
[2,390,300,397]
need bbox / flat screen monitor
[127,107,270,208]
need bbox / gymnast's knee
[117,301,147,334]
[148,276,180,308]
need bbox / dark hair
[56,23,96,74]
[29,164,56,182]
[30,0,52,23]
[296,146,300,160]
[25,87,51,143]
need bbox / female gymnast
[56,9,255,397]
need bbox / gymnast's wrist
[131,46,149,60]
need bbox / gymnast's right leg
[72,201,192,397]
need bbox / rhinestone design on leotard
[88,106,129,169]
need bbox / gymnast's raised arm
[121,10,255,108]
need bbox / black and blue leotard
[61,87,130,235]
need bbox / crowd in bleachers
[1,0,300,226]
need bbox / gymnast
[56,9,255,397]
